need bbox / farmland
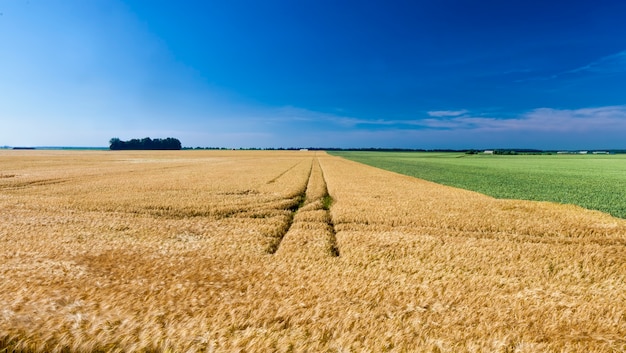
[1,150,625,352]
[331,151,626,219]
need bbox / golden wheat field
[1,150,625,352]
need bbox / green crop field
[331,151,626,219]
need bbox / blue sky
[1,0,626,149]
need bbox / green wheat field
[331,151,626,219]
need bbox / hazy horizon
[2,145,624,152]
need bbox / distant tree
[109,138,122,150]
[494,149,518,155]
[141,137,153,148]
[109,137,182,150]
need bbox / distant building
[579,151,588,154]
[483,150,494,154]
[593,151,609,154]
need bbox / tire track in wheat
[266,161,304,184]
[265,160,313,254]
[275,157,339,258]
[319,159,339,257]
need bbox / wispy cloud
[227,104,623,149]
[421,105,626,132]
[564,50,626,75]
[517,50,626,82]
[262,106,398,127]
[427,110,469,117]
[262,105,626,135]
[108,104,626,149]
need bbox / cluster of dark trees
[109,137,182,150]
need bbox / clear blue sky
[1,0,625,149]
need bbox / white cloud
[427,110,469,117]
[421,105,626,133]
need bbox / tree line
[109,137,182,150]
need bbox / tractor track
[269,157,339,257]
[319,159,339,257]
[265,161,313,254]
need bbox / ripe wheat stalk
[0,150,624,352]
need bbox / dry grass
[1,150,625,352]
